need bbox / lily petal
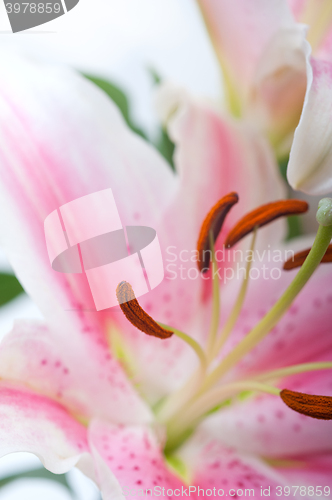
[0,49,176,338]
[249,26,308,144]
[196,0,295,113]
[0,319,152,424]
[288,0,307,19]
[0,382,88,474]
[179,431,284,494]
[288,0,332,61]
[89,420,185,499]
[277,453,332,491]
[288,56,332,194]
[0,50,177,416]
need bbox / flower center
[116,194,332,453]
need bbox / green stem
[255,362,332,382]
[206,231,220,360]
[215,228,257,354]
[158,323,207,370]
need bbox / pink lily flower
[0,51,331,500]
[197,0,332,195]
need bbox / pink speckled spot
[89,421,185,499]
[189,441,280,495]
[0,320,151,425]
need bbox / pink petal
[277,453,332,491]
[0,50,176,341]
[287,0,307,19]
[196,0,295,108]
[0,319,152,424]
[0,382,88,474]
[0,51,176,417]
[288,57,332,194]
[89,420,185,499]
[179,432,283,495]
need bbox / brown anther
[197,192,239,272]
[116,281,173,339]
[283,244,332,270]
[280,389,332,420]
[225,200,309,248]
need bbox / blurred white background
[0,0,220,498]
[0,0,221,133]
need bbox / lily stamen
[116,281,173,339]
[116,282,208,368]
[283,244,332,270]
[225,199,309,248]
[214,227,257,355]
[280,389,332,420]
[197,192,238,272]
[255,361,332,382]
[206,231,221,360]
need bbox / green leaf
[84,71,176,171]
[155,128,175,171]
[0,272,24,307]
[286,214,303,241]
[278,155,289,183]
[83,74,147,139]
[148,67,162,85]
[148,67,176,170]
[0,467,73,494]
[278,155,304,241]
